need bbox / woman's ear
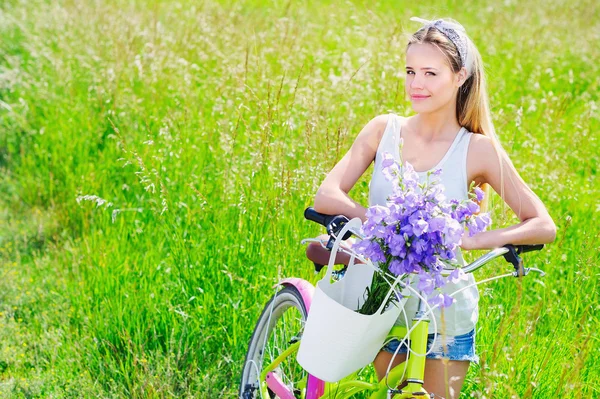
[456,67,468,88]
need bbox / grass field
[0,0,599,397]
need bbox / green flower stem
[357,262,402,315]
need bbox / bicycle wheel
[239,285,309,399]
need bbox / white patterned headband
[410,17,474,77]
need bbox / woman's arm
[313,114,389,221]
[461,134,557,250]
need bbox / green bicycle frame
[259,341,303,398]
[259,318,431,399]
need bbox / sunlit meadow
[0,0,598,397]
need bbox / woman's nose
[410,75,424,89]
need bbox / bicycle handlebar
[304,206,544,276]
[304,207,330,226]
[304,207,352,249]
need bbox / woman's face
[405,43,462,114]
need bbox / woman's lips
[411,95,430,101]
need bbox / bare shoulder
[363,113,391,139]
[467,133,501,184]
[354,113,393,151]
[316,113,395,198]
[469,133,496,155]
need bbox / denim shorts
[381,329,479,364]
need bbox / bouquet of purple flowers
[353,151,491,315]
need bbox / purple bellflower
[354,152,492,315]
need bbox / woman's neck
[412,107,461,141]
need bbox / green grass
[0,0,598,397]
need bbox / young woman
[307,17,556,398]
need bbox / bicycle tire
[239,285,309,399]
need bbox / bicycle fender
[273,278,315,312]
[273,278,324,398]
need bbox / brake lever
[512,267,546,278]
[325,215,351,250]
[503,245,525,277]
[503,245,547,278]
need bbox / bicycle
[239,207,545,399]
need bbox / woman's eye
[406,71,436,76]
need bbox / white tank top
[368,113,479,335]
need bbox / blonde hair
[407,20,507,212]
